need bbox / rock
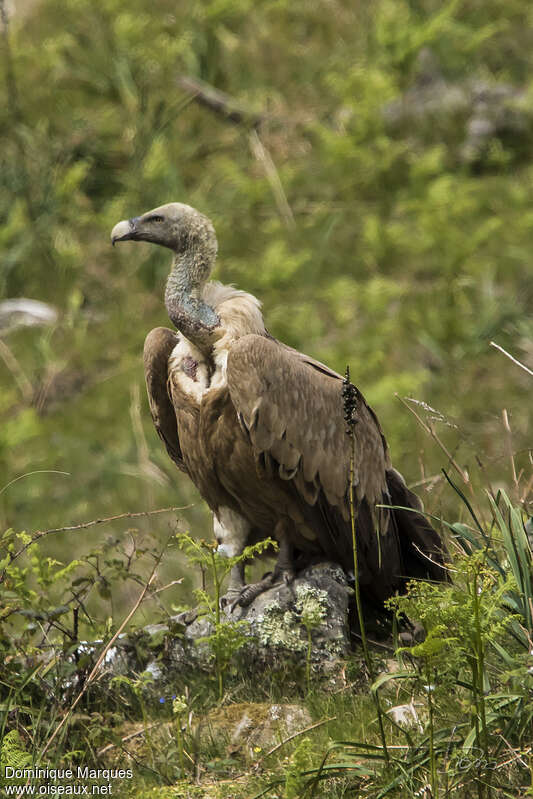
[197,702,312,759]
[240,561,352,660]
[46,562,355,702]
[99,702,313,771]
[179,561,352,666]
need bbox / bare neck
[164,250,220,351]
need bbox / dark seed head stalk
[344,366,390,766]
[342,366,359,435]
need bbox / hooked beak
[110,217,140,246]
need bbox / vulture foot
[220,587,244,612]
[236,572,276,607]
[227,567,296,611]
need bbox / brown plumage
[111,203,448,606]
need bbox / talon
[228,596,243,614]
[238,576,274,607]
[221,572,277,610]
[282,569,295,586]
[220,588,245,616]
[237,583,265,607]
[220,588,241,609]
[222,564,296,612]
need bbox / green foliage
[176,532,276,699]
[0,731,32,786]
[171,695,188,779]
[380,491,532,797]
[392,553,517,672]
[488,490,533,638]
[0,520,175,784]
[1,0,531,553]
[295,584,328,695]
[283,736,314,799]
[0,523,163,656]
[1,0,533,796]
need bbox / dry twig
[0,505,188,584]
[0,337,33,401]
[40,542,170,760]
[177,74,294,228]
[97,722,162,756]
[248,129,295,229]
[257,716,336,764]
[395,394,469,484]
[502,408,520,502]
[490,341,533,378]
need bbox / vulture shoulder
[143,327,187,473]
[226,334,390,515]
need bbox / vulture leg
[214,507,251,609]
[273,523,296,582]
[234,519,296,608]
[224,560,245,603]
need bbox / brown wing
[143,327,187,473]
[226,334,390,517]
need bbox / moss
[129,784,216,798]
[202,701,271,730]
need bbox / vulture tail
[386,468,450,584]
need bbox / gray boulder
[94,562,353,696]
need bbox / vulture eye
[146,214,165,223]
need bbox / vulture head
[111,201,217,266]
[111,202,220,346]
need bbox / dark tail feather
[386,468,450,583]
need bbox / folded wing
[226,334,390,519]
[143,327,187,473]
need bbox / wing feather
[143,327,187,473]
[226,334,390,518]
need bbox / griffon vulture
[111,203,447,606]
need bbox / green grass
[2,0,533,795]
[1,468,532,798]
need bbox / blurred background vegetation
[1,0,531,621]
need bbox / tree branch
[177,74,265,128]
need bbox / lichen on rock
[249,564,351,661]
[295,583,329,628]
[256,600,307,651]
